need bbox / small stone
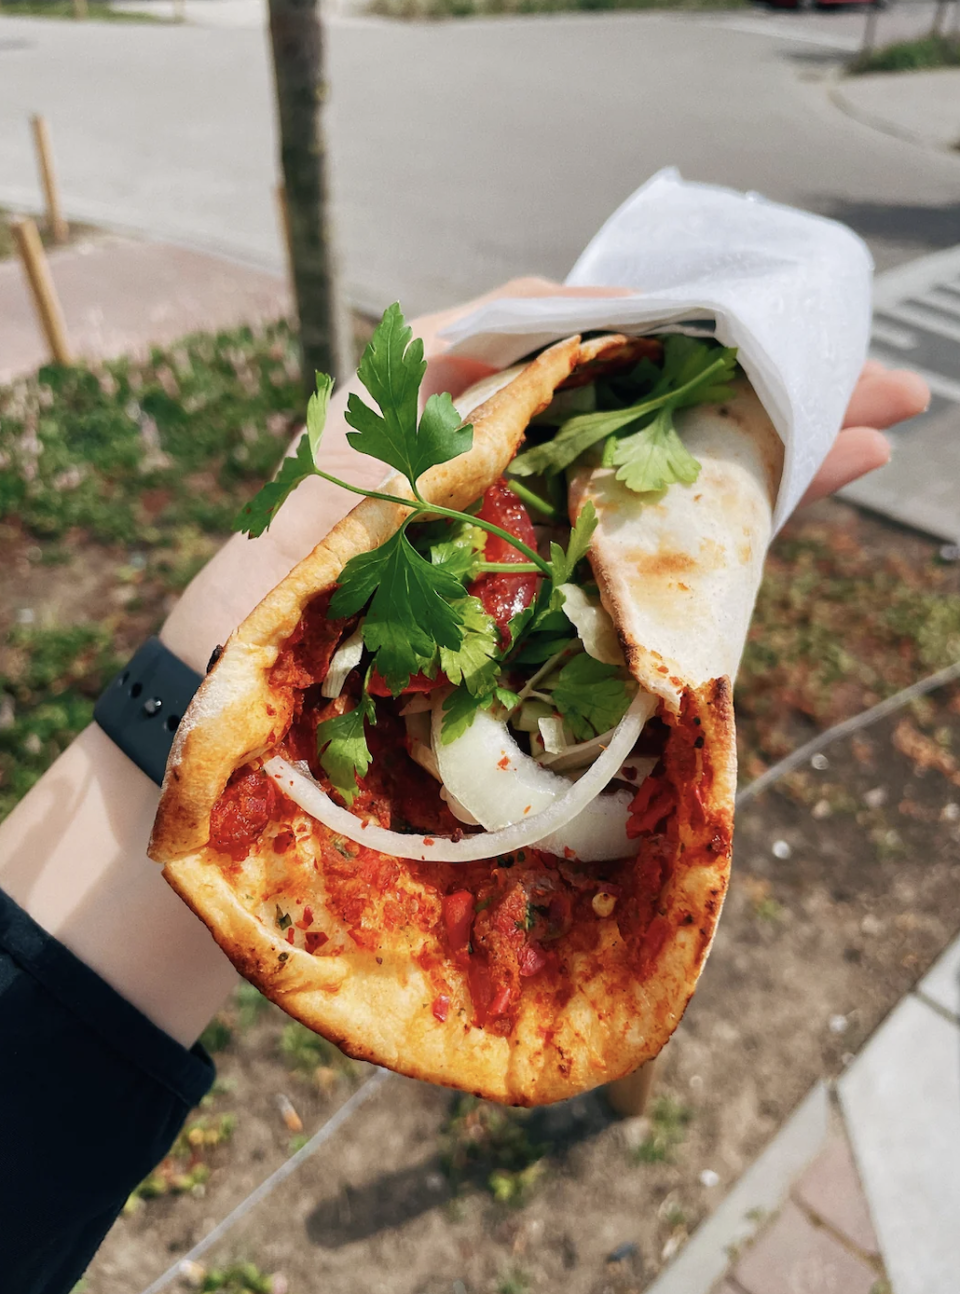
[177,1260,206,1288]
[863,786,887,810]
[828,1014,849,1034]
[607,1240,638,1263]
[661,1233,683,1261]
[276,1093,302,1134]
[939,543,960,562]
[689,1073,703,1091]
[129,551,147,570]
[425,1171,445,1192]
[771,839,791,860]
[619,1116,651,1150]
[699,1168,720,1188]
[861,914,883,936]
[16,607,35,625]
[812,799,832,820]
[810,752,829,771]
[269,1276,289,1294]
[24,733,43,755]
[0,696,14,731]
[941,802,960,823]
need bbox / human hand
[797,359,929,508]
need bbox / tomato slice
[468,479,540,642]
[441,890,475,955]
[367,668,447,698]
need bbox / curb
[828,71,960,159]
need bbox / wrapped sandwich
[150,303,784,1104]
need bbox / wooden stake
[13,219,73,367]
[173,0,186,21]
[73,0,88,17]
[31,115,69,245]
[604,1058,658,1119]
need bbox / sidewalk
[0,232,289,383]
[833,67,960,154]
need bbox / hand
[798,359,929,508]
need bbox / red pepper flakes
[432,994,451,1022]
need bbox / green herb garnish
[509,336,737,492]
[236,303,595,704]
[315,692,376,806]
[549,653,635,740]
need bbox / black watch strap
[94,638,202,786]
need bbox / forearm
[0,725,237,1047]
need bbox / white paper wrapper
[441,168,873,532]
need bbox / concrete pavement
[1,6,959,316]
[835,66,960,154]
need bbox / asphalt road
[1,3,959,314]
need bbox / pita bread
[150,335,782,1105]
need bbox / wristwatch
[94,638,203,786]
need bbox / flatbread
[150,335,782,1105]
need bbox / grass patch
[279,1021,363,1088]
[737,516,960,773]
[440,1096,547,1205]
[369,0,745,17]
[851,35,960,74]
[0,321,302,824]
[0,1,166,20]
[631,1095,693,1163]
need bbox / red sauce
[209,767,283,860]
[270,592,355,693]
[468,479,540,642]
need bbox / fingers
[843,364,929,431]
[797,426,891,509]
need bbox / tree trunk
[931,0,949,36]
[268,0,349,395]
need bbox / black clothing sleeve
[0,887,214,1294]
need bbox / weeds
[739,521,960,771]
[279,1022,362,1088]
[125,1113,237,1212]
[199,1264,277,1293]
[370,0,745,16]
[632,1096,693,1164]
[496,1272,531,1294]
[441,1096,547,1205]
[852,35,960,73]
[0,623,124,819]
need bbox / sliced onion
[558,584,624,666]
[534,787,635,861]
[320,622,365,699]
[264,691,655,864]
[538,716,568,755]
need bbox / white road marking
[916,288,960,322]
[869,319,918,351]
[883,300,960,347]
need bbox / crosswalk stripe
[880,301,960,347]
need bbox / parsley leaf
[550,654,634,741]
[549,501,597,585]
[439,597,500,696]
[233,373,333,538]
[428,520,485,582]
[316,692,376,806]
[610,405,703,493]
[509,337,737,490]
[330,530,466,695]
[345,303,473,490]
[440,684,520,745]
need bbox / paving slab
[792,1133,879,1259]
[0,234,289,381]
[733,1199,877,1294]
[839,994,960,1294]
[646,1084,829,1294]
[917,932,960,1020]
